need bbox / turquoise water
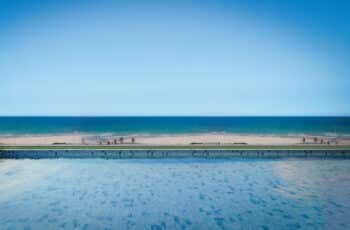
[1,158,350,229]
[0,116,349,135]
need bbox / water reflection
[0,158,349,229]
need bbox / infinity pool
[1,158,350,229]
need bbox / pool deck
[1,145,350,159]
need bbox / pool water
[0,158,350,229]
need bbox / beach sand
[0,133,349,146]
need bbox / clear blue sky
[1,0,349,116]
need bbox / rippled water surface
[1,158,350,229]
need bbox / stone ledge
[1,150,350,159]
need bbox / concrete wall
[1,150,350,159]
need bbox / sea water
[0,158,349,229]
[0,116,349,136]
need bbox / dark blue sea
[0,116,349,136]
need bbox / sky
[0,0,349,116]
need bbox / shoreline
[0,131,348,137]
[2,145,350,150]
[0,133,349,146]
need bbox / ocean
[0,116,349,136]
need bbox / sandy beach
[0,133,348,146]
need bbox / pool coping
[1,148,350,159]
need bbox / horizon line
[0,115,350,117]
